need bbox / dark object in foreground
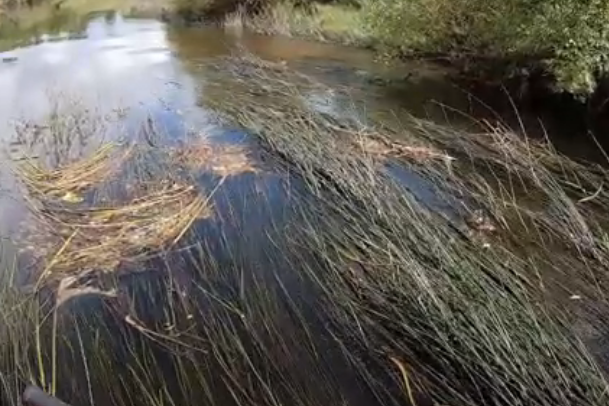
[23,386,70,406]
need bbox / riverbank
[3,0,608,102]
[220,3,369,47]
[212,1,609,145]
[179,1,609,134]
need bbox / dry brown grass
[13,143,214,286]
[23,183,210,284]
[171,141,258,177]
[16,143,132,202]
[353,132,454,163]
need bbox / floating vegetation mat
[25,183,210,283]
[171,140,258,177]
[353,133,454,163]
[14,143,213,285]
[16,142,132,203]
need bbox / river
[0,9,606,406]
[0,11,477,238]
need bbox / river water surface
[0,10,603,406]
[0,11,476,237]
[0,12,454,406]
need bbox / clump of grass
[225,2,323,39]
[206,54,609,405]
[172,0,271,22]
[222,2,368,45]
[171,140,258,177]
[405,118,609,267]
[12,137,213,287]
[26,183,210,283]
[16,142,131,202]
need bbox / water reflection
[0,11,472,223]
[0,12,479,137]
[0,8,89,51]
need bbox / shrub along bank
[181,0,609,98]
[362,0,609,97]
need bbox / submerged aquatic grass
[203,55,609,405]
[0,55,609,406]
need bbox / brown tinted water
[0,12,473,235]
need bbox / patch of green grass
[313,4,368,45]
[61,0,166,16]
[222,2,369,46]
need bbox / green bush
[362,0,609,95]
[542,0,609,94]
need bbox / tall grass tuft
[203,55,609,405]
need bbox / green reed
[1,55,609,406]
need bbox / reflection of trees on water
[164,26,474,130]
[0,8,93,51]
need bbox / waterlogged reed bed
[203,55,609,405]
[404,119,609,305]
[0,109,379,406]
[207,55,609,295]
[1,56,609,406]
[0,207,381,406]
[12,141,213,288]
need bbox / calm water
[0,13,455,125]
[0,12,473,237]
[0,11,599,406]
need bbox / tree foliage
[362,0,609,95]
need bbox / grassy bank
[169,0,609,98]
[221,2,369,45]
